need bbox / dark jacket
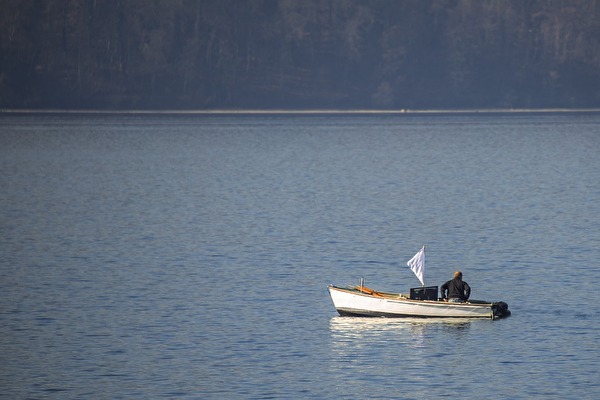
[441,278,471,301]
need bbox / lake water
[1,113,599,399]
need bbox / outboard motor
[492,301,511,319]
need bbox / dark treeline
[1,0,599,110]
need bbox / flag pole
[422,244,425,287]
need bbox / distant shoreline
[2,108,600,116]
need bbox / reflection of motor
[491,301,511,319]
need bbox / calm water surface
[1,114,599,399]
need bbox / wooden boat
[328,284,510,319]
[328,246,510,319]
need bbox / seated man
[441,271,471,302]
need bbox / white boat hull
[328,285,509,319]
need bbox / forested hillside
[1,0,599,110]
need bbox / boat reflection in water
[330,316,471,338]
[328,317,479,398]
[329,316,471,352]
[328,315,474,397]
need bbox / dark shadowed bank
[1,0,599,110]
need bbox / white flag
[407,246,425,286]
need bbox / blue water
[1,113,599,399]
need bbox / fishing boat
[328,246,511,319]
